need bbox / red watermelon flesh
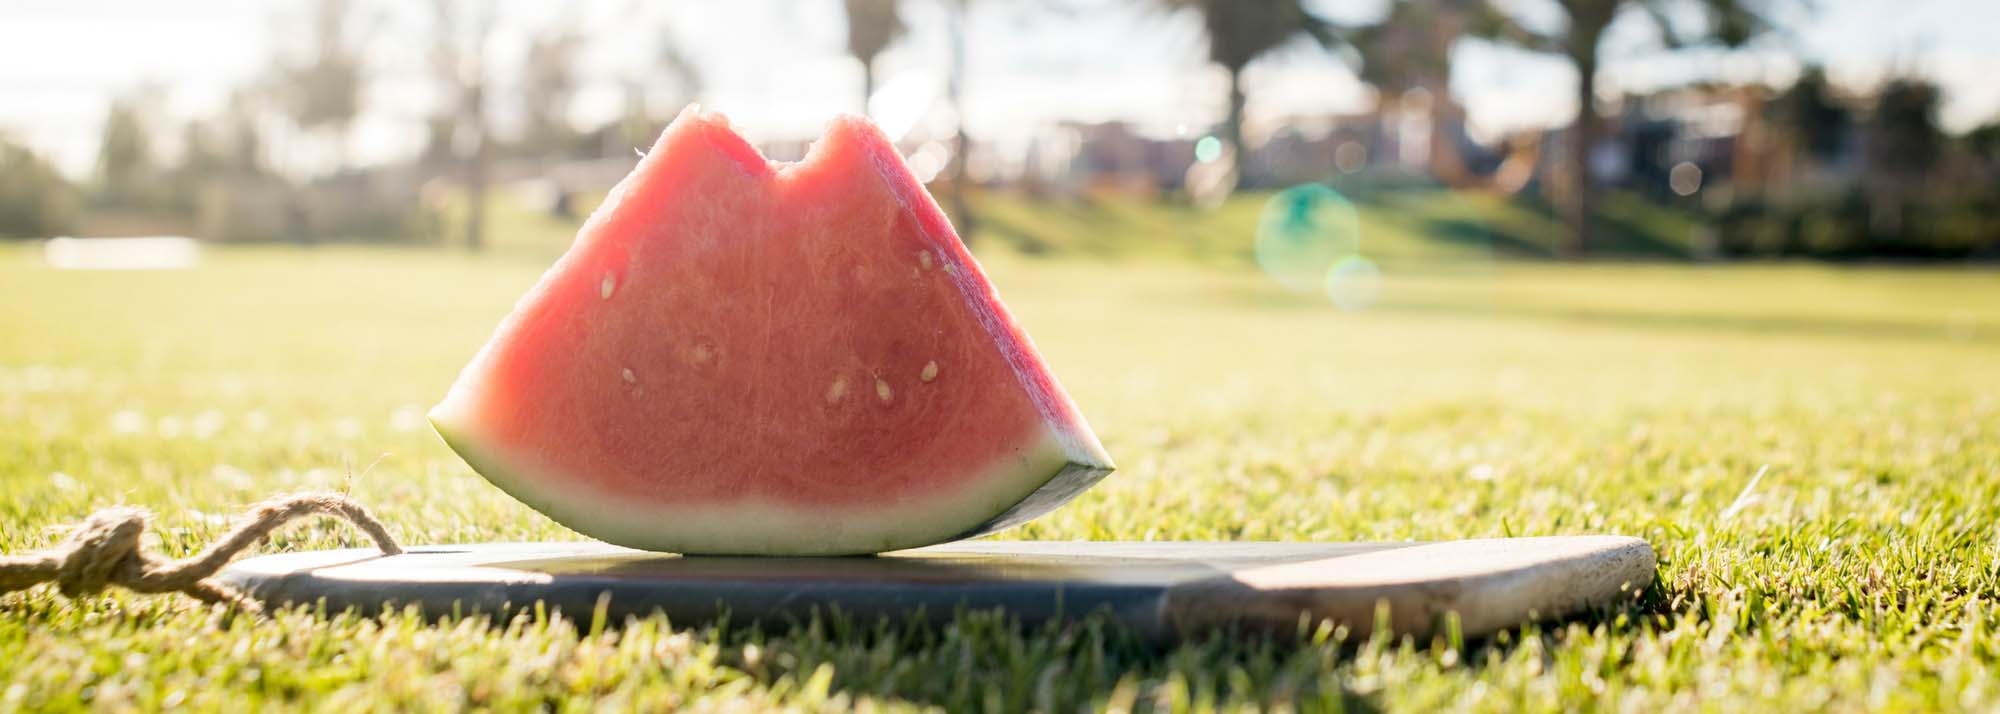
[430,109,1113,555]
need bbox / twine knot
[2,493,402,614]
[51,506,150,598]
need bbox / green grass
[435,185,1704,264]
[900,188,1700,263]
[2,205,1998,711]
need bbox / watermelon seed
[875,378,894,402]
[621,368,636,384]
[600,274,617,300]
[826,376,849,403]
[921,361,939,383]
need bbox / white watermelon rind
[430,411,1112,556]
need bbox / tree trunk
[333,124,352,175]
[1732,87,1767,197]
[465,83,488,253]
[1558,0,1614,258]
[1425,83,1476,188]
[1226,67,1248,183]
[944,0,976,245]
[1370,91,1396,169]
[860,61,876,113]
[1562,52,1599,258]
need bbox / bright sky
[3,0,1997,178]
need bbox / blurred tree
[656,40,704,109]
[1864,76,1943,237]
[1155,0,1347,181]
[0,137,80,238]
[1968,122,2000,242]
[1969,122,2000,160]
[1487,0,1791,255]
[169,93,282,244]
[1868,78,1941,182]
[222,91,269,177]
[844,0,908,111]
[1767,67,1848,161]
[276,0,367,171]
[1354,0,1449,179]
[429,0,496,252]
[421,114,457,165]
[840,0,978,242]
[521,25,583,156]
[170,100,271,180]
[166,123,226,212]
[95,96,155,208]
[1354,0,1533,188]
[610,23,701,154]
[1760,65,1851,194]
[1967,120,2000,187]
[942,0,977,244]
[182,123,235,180]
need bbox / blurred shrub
[294,171,429,244]
[0,138,80,238]
[195,178,295,243]
[1713,190,2000,259]
[189,172,427,244]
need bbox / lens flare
[1669,162,1703,196]
[1254,184,1360,293]
[1185,154,1236,207]
[866,71,942,143]
[1194,136,1223,164]
[907,141,952,183]
[1324,255,1382,311]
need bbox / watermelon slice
[430,109,1114,555]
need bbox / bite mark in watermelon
[430,108,1114,555]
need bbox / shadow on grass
[981,214,1061,257]
[1494,194,1697,260]
[691,608,1388,713]
[335,591,1658,712]
[1189,280,1994,346]
[1416,216,1552,258]
[1375,299,2000,346]
[608,590,1667,713]
[248,536,1666,711]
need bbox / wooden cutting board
[219,537,1653,642]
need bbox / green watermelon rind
[431,413,1111,556]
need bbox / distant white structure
[43,237,199,271]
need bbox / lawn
[1,213,1997,710]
